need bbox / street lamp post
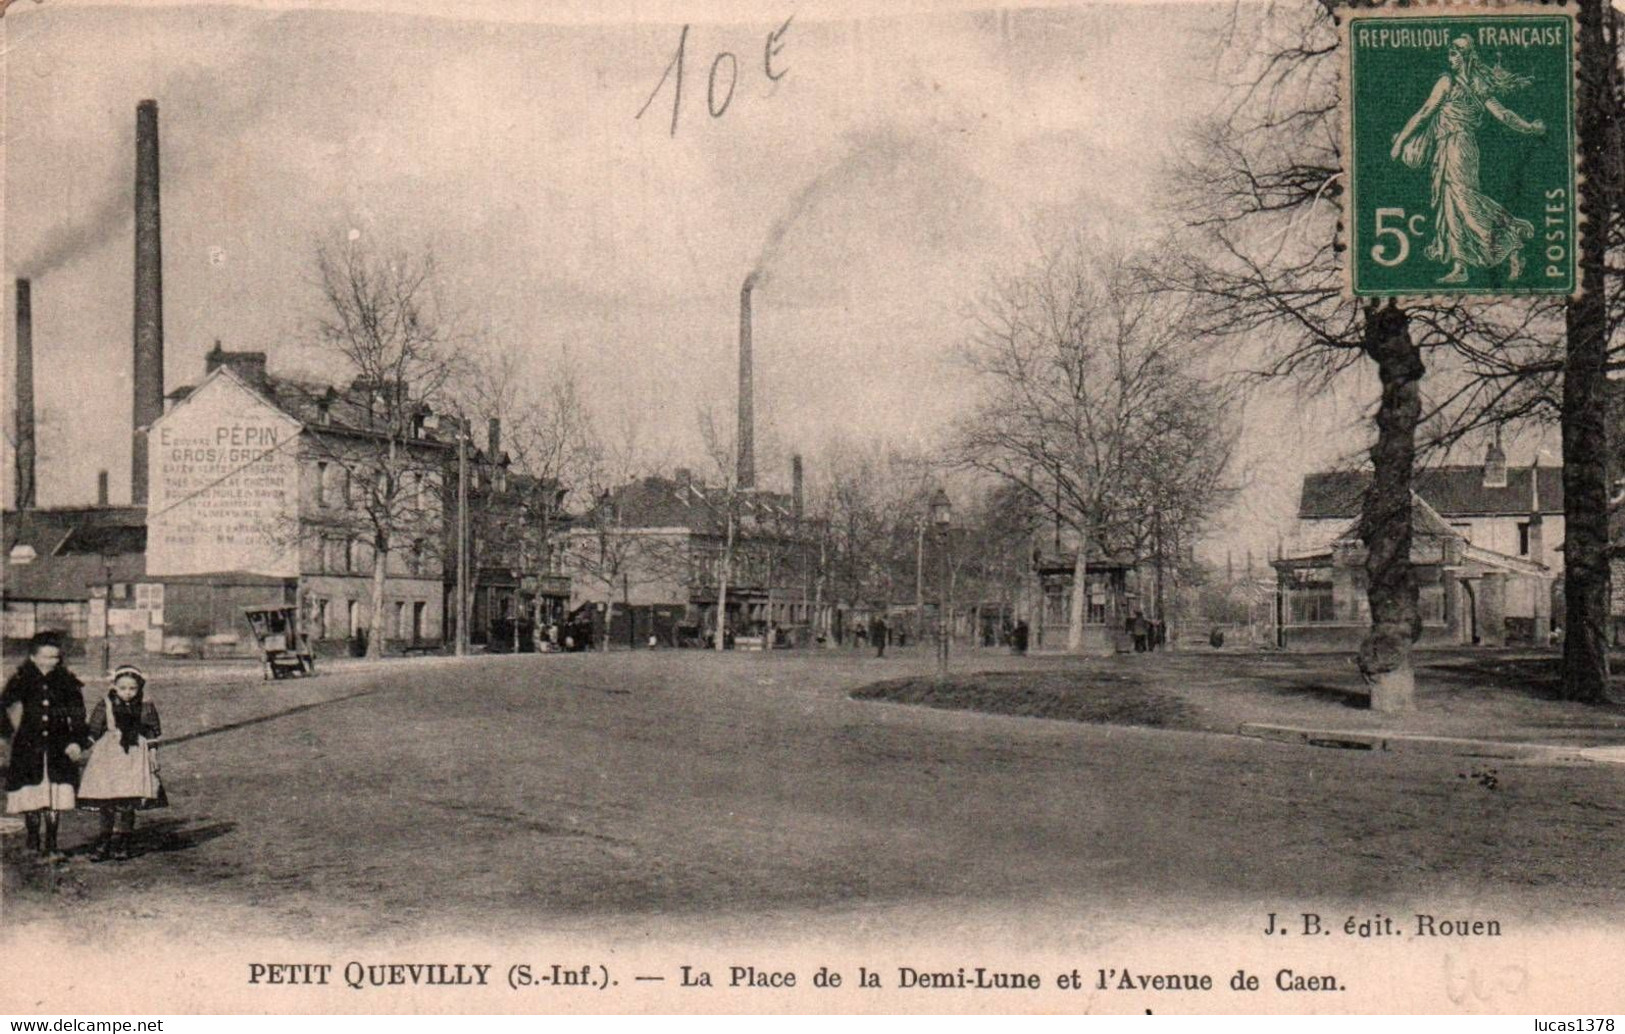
[101,553,114,675]
[931,488,952,675]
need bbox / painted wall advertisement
[146,372,301,578]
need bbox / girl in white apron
[77,665,166,862]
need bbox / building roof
[1325,492,1459,544]
[580,475,797,536]
[1299,465,1563,519]
[2,506,149,601]
[167,359,457,450]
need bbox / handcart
[242,605,317,680]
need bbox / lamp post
[931,488,952,674]
[456,417,470,657]
[100,552,115,675]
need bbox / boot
[42,817,64,861]
[110,833,131,862]
[91,833,115,862]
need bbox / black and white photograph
[2,0,1624,1016]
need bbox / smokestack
[132,99,164,506]
[737,273,756,491]
[97,470,109,508]
[13,279,36,511]
[791,453,803,521]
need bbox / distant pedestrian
[77,665,167,862]
[1130,612,1150,653]
[2,632,91,860]
[872,615,889,658]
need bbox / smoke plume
[749,129,919,284]
[15,14,291,279]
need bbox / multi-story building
[457,420,571,649]
[143,344,453,652]
[554,469,819,648]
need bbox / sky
[0,0,1555,560]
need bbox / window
[395,601,408,638]
[347,600,362,636]
[316,462,328,507]
[347,538,364,574]
[1043,583,1067,625]
[1288,584,1335,624]
[412,601,427,642]
[1284,568,1337,624]
[409,538,425,576]
[312,598,329,640]
[1518,522,1531,556]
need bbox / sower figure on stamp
[77,664,167,862]
[2,631,92,860]
[1389,35,1545,284]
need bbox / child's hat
[109,664,147,687]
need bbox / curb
[1237,722,1594,763]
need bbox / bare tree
[459,345,594,636]
[956,237,1237,652]
[554,402,681,651]
[306,233,466,658]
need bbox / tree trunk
[1067,530,1088,652]
[814,533,827,644]
[1357,303,1422,712]
[915,521,925,646]
[716,513,734,651]
[1561,0,1616,703]
[367,538,390,659]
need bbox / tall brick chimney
[791,453,803,521]
[738,273,756,491]
[131,99,164,506]
[13,279,36,511]
[97,470,109,508]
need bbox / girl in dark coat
[78,664,166,861]
[2,632,92,859]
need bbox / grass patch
[852,670,1198,729]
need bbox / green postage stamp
[1345,5,1577,298]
